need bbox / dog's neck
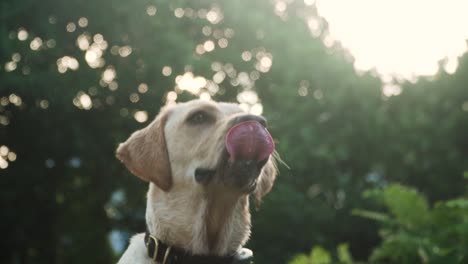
[145,183,251,256]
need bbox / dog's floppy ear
[254,155,278,209]
[116,113,172,191]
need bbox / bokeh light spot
[202,26,212,36]
[102,67,116,84]
[146,5,157,16]
[12,53,21,62]
[174,8,184,18]
[118,46,132,57]
[46,39,56,48]
[73,92,93,110]
[57,56,79,73]
[175,72,207,95]
[7,152,17,162]
[0,97,9,106]
[203,40,215,52]
[4,61,17,72]
[134,111,148,123]
[138,83,148,93]
[17,28,28,41]
[0,158,8,169]
[78,17,88,27]
[108,81,119,91]
[0,145,9,156]
[77,34,90,50]
[129,93,140,103]
[256,52,273,73]
[48,16,57,24]
[66,22,76,32]
[313,89,324,100]
[9,94,22,106]
[45,159,56,168]
[213,71,226,84]
[0,145,15,169]
[0,116,10,126]
[94,34,104,43]
[196,44,205,55]
[298,86,308,96]
[237,90,258,105]
[206,10,219,24]
[218,38,228,48]
[162,66,172,76]
[241,51,252,61]
[30,37,43,50]
[39,100,49,109]
[224,28,235,38]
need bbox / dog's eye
[186,111,214,125]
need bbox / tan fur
[254,155,278,209]
[116,99,277,264]
[116,114,172,191]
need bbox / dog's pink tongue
[226,121,275,162]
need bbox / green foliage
[337,244,354,264]
[289,244,353,264]
[360,184,430,229]
[292,183,468,264]
[309,247,332,264]
[356,184,468,263]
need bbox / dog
[116,99,277,264]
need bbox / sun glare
[316,0,468,80]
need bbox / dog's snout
[234,114,267,127]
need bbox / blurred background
[1,0,468,263]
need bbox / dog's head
[116,99,277,204]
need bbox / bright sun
[315,0,468,82]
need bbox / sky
[315,0,468,82]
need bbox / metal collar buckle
[146,235,172,264]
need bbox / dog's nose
[233,114,267,127]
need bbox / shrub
[289,177,468,264]
[354,181,468,263]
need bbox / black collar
[144,230,253,264]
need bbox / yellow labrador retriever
[116,99,277,264]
